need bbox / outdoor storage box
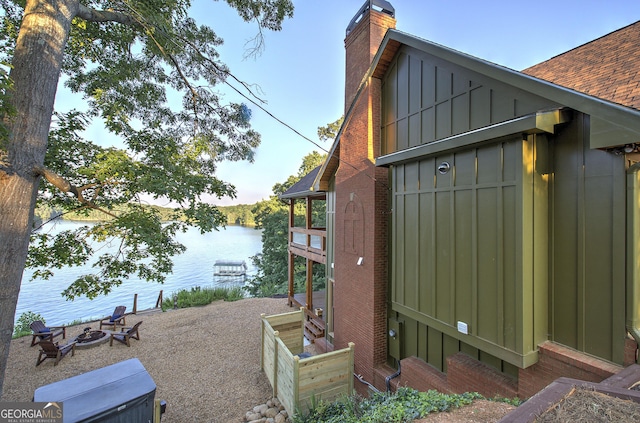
[33,358,160,422]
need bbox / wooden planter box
[260,308,355,417]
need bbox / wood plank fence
[260,308,355,417]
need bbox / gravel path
[2,297,297,422]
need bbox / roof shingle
[523,21,640,111]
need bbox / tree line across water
[34,203,258,227]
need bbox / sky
[62,0,640,206]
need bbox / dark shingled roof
[523,21,640,111]
[279,165,323,199]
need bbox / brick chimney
[332,0,396,394]
[344,1,396,109]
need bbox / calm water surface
[16,220,263,326]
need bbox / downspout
[627,163,640,354]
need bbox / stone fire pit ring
[72,328,110,349]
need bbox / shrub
[13,311,45,338]
[293,387,483,423]
[161,285,244,311]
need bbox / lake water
[16,220,263,327]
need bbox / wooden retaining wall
[260,308,355,416]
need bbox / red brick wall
[373,342,626,400]
[333,8,395,393]
[625,337,639,366]
[378,357,451,394]
[447,353,518,399]
[344,10,396,110]
[518,342,623,398]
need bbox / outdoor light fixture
[389,329,397,338]
[357,257,364,266]
[438,161,451,174]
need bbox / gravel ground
[2,297,297,422]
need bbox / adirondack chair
[109,321,142,347]
[36,340,76,366]
[99,305,127,330]
[30,320,66,347]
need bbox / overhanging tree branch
[32,164,117,218]
[76,4,139,27]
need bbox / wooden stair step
[305,322,323,336]
[304,318,325,342]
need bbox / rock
[246,399,291,423]
[253,404,269,417]
[245,411,262,421]
[265,407,279,419]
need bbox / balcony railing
[289,227,326,263]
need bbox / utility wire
[114,1,384,185]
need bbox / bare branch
[242,23,266,59]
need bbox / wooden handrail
[289,228,326,251]
[290,227,326,236]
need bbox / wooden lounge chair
[30,320,66,347]
[36,340,75,366]
[99,305,127,330]
[110,321,142,347]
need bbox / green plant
[13,311,45,338]
[161,285,245,311]
[293,387,483,423]
[490,395,524,407]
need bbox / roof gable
[315,25,640,189]
[523,21,640,111]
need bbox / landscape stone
[257,404,269,416]
[245,411,262,421]
[244,398,292,423]
[265,407,278,418]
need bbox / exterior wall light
[438,161,451,174]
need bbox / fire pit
[73,328,109,348]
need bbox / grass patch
[293,387,483,423]
[161,285,244,311]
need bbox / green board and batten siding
[381,46,555,155]
[390,137,547,369]
[380,44,628,372]
[550,115,627,364]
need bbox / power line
[106,2,384,185]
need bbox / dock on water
[213,260,247,276]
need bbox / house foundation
[374,341,630,399]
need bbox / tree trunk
[0,0,77,397]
